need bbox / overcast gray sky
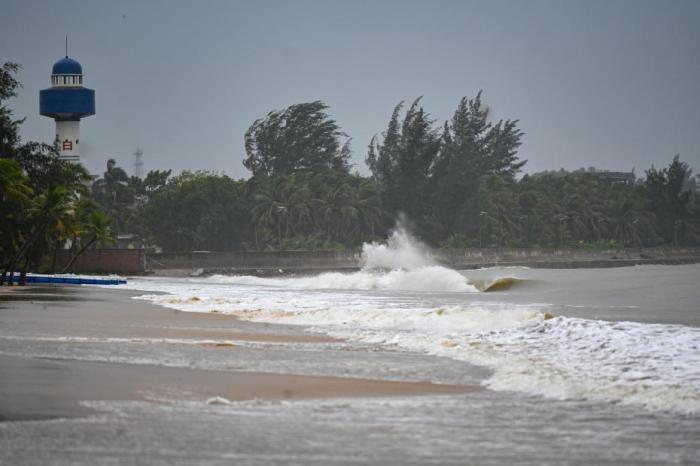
[2,0,699,179]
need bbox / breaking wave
[130,276,700,415]
[470,276,529,292]
[209,266,476,293]
[210,226,478,293]
[361,226,432,270]
[119,226,700,415]
[247,307,700,414]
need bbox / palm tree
[0,159,32,284]
[0,159,32,205]
[4,186,74,285]
[92,159,131,234]
[606,189,654,247]
[319,182,359,243]
[356,179,383,241]
[49,212,79,274]
[249,176,294,247]
[62,210,113,273]
[284,180,314,239]
[569,175,608,241]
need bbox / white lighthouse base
[55,120,80,162]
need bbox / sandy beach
[0,286,472,423]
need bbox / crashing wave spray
[349,220,477,292]
[206,220,478,292]
[361,222,434,271]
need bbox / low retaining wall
[146,247,700,275]
[50,246,700,276]
[147,250,362,271]
[58,249,146,274]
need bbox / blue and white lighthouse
[39,55,95,162]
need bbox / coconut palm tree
[92,159,131,234]
[318,182,359,243]
[249,176,295,247]
[356,179,384,241]
[62,210,113,273]
[0,159,32,283]
[3,185,74,285]
[606,188,654,247]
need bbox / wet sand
[0,285,336,342]
[0,285,475,422]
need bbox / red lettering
[62,139,73,151]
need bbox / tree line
[94,98,700,251]
[2,61,700,279]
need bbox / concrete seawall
[54,247,700,276]
[147,250,361,275]
[147,247,700,276]
[57,249,146,274]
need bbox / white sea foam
[121,227,700,415]
[208,266,476,293]
[206,227,476,293]
[473,318,700,414]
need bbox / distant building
[530,167,636,184]
[592,171,636,184]
[116,234,143,250]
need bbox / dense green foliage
[105,167,386,251]
[94,95,700,251]
[3,63,700,264]
[245,171,384,250]
[144,171,250,251]
[367,93,526,242]
[244,101,351,176]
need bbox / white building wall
[55,120,80,161]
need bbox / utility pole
[133,147,144,178]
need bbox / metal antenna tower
[133,147,144,178]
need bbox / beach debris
[213,341,237,347]
[200,341,237,348]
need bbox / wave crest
[361,227,433,270]
[210,225,477,293]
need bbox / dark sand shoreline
[0,285,478,422]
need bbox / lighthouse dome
[52,57,82,75]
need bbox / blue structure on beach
[39,54,96,162]
[2,274,126,285]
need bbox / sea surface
[2,230,699,464]
[124,230,700,417]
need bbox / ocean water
[2,231,700,464]
[122,229,700,416]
